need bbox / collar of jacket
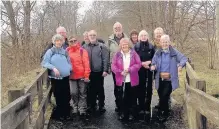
[156,45,176,57]
[117,49,135,58]
[88,41,99,46]
[140,40,149,46]
[109,33,128,41]
[68,43,80,51]
[135,41,153,50]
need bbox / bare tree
[216,1,219,58]
[2,1,18,46]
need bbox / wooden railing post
[8,89,29,129]
[37,78,43,105]
[187,79,207,129]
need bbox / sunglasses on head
[69,40,77,43]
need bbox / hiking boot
[115,107,119,112]
[129,114,134,121]
[144,111,151,122]
[118,114,125,120]
[99,107,106,113]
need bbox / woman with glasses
[66,36,91,117]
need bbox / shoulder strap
[79,47,85,68]
[80,47,83,57]
[50,47,55,57]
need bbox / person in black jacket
[134,30,155,120]
[41,26,69,60]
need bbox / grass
[1,67,43,108]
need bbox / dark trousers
[117,82,137,117]
[89,72,105,108]
[112,72,119,108]
[158,79,172,114]
[138,68,153,111]
[51,76,71,117]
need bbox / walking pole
[122,75,126,99]
[150,71,154,119]
[143,70,148,121]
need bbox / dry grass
[1,67,43,108]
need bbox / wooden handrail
[1,69,52,129]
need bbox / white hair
[113,22,122,29]
[52,34,64,44]
[154,27,164,34]
[56,26,66,33]
[119,38,132,49]
[138,30,149,41]
[160,34,170,42]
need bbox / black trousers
[89,72,105,108]
[138,68,153,111]
[51,76,71,117]
[117,82,137,117]
[158,79,172,114]
[112,72,119,108]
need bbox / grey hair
[56,26,66,33]
[113,22,122,29]
[138,30,149,41]
[119,38,132,49]
[83,31,88,36]
[52,34,64,44]
[160,34,170,42]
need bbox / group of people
[41,22,188,123]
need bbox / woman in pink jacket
[111,38,141,121]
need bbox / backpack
[40,42,53,61]
[50,47,68,58]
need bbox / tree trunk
[2,1,18,46]
[216,1,219,59]
[24,1,31,45]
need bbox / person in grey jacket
[41,34,72,120]
[83,30,109,113]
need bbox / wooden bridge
[1,62,219,129]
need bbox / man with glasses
[106,22,130,112]
[83,30,109,113]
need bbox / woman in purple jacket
[111,38,141,121]
[151,35,187,122]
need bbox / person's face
[57,29,67,39]
[55,39,64,48]
[88,31,97,43]
[131,34,138,43]
[139,32,148,42]
[121,41,129,52]
[69,38,77,46]
[154,30,163,40]
[160,38,170,49]
[84,34,89,41]
[114,25,123,37]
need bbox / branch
[30,1,36,11]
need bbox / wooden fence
[1,69,52,129]
[185,62,219,129]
